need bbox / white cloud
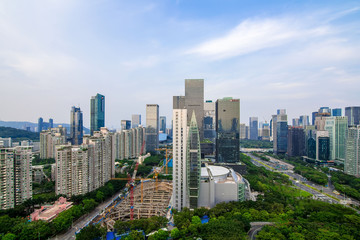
[186,17,331,60]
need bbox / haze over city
[1,0,359,128]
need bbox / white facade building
[172,109,188,210]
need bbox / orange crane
[154,147,172,190]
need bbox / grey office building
[70,106,83,145]
[249,117,258,140]
[90,93,105,135]
[185,79,204,140]
[216,98,240,163]
[146,104,159,152]
[132,114,141,128]
[345,106,360,126]
[160,116,166,133]
[121,120,131,130]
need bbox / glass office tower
[215,97,240,163]
[90,93,105,135]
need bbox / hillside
[0,126,40,141]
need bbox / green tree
[148,229,168,240]
[125,230,145,240]
[83,199,97,213]
[170,228,182,239]
[76,224,106,240]
[96,191,104,202]
[2,233,17,240]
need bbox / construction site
[105,180,173,230]
[85,147,174,231]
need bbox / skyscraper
[49,118,54,129]
[145,104,159,152]
[332,108,342,117]
[249,117,258,140]
[185,79,204,140]
[121,120,131,130]
[274,110,288,154]
[172,107,188,210]
[299,115,310,128]
[324,116,348,164]
[216,97,240,163]
[131,114,141,128]
[316,131,330,161]
[187,112,201,210]
[160,116,166,133]
[345,126,360,177]
[38,117,43,132]
[345,106,360,126]
[90,93,105,135]
[287,127,305,157]
[70,106,83,145]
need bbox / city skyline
[1,1,359,128]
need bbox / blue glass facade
[276,122,288,154]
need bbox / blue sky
[0,0,359,129]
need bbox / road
[246,153,360,209]
[51,190,123,240]
[248,222,274,240]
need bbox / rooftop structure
[30,197,73,222]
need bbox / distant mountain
[0,126,40,141]
[0,121,90,134]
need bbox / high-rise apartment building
[324,116,348,164]
[160,116,166,133]
[172,108,188,210]
[55,145,89,197]
[187,112,201,210]
[114,126,146,160]
[345,126,360,177]
[121,120,131,130]
[345,106,360,126]
[216,98,240,163]
[131,114,141,128]
[0,147,32,209]
[70,106,83,145]
[249,117,258,140]
[185,79,204,140]
[40,126,67,159]
[90,93,105,135]
[287,127,305,157]
[145,104,159,152]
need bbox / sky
[0,0,359,129]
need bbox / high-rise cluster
[0,147,32,209]
[173,79,244,211]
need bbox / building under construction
[105,180,172,230]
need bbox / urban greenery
[330,171,360,201]
[0,126,40,141]
[0,180,126,240]
[32,155,55,165]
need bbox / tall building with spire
[187,111,201,210]
[185,79,204,140]
[90,93,105,135]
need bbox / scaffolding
[105,180,172,230]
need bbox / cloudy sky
[1,0,359,129]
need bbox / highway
[245,153,360,207]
